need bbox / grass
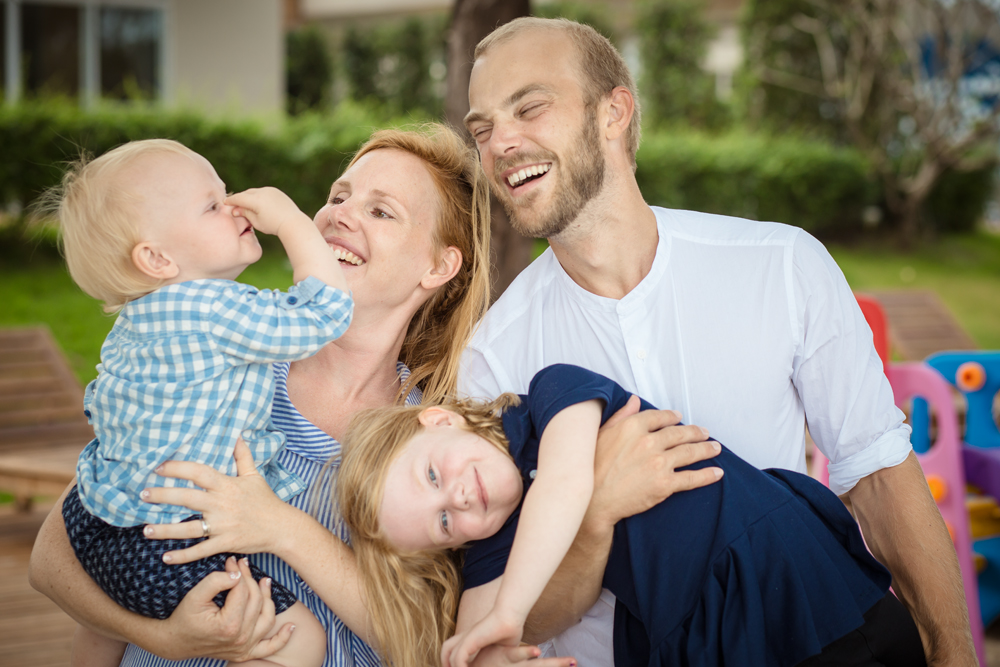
[0,243,295,385]
[827,231,1000,350]
[2,230,999,387]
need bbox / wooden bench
[0,328,92,511]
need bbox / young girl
[337,363,927,667]
[56,139,353,667]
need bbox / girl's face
[379,407,524,551]
[312,149,456,315]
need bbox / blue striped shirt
[120,361,422,667]
[77,277,353,527]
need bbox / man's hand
[591,396,723,526]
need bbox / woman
[29,123,505,666]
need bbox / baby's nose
[450,483,470,509]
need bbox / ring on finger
[200,518,211,538]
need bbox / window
[21,4,80,98]
[101,7,161,100]
[2,1,164,105]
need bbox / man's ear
[131,242,179,281]
[418,406,466,428]
[420,246,462,290]
[602,86,635,141]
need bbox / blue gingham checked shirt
[76,277,353,527]
[120,362,422,667]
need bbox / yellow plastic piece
[975,551,988,574]
[956,361,987,393]
[968,495,1000,539]
[926,475,947,502]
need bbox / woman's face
[313,148,446,313]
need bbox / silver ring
[200,519,211,538]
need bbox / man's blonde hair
[474,17,642,170]
[334,394,519,667]
[55,139,196,312]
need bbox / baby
[57,139,353,667]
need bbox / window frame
[2,0,169,107]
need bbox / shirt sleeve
[208,277,354,364]
[789,232,912,495]
[457,345,505,399]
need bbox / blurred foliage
[342,16,446,116]
[637,0,731,130]
[0,99,419,242]
[636,128,874,234]
[1,100,991,254]
[533,2,617,44]
[737,0,840,136]
[286,24,334,115]
[924,164,998,235]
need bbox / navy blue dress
[462,365,891,667]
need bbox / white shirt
[457,206,912,664]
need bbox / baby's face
[133,151,261,282]
[379,410,523,552]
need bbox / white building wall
[168,0,283,113]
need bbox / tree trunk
[446,0,532,301]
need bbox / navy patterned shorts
[63,486,297,620]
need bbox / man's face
[466,30,606,238]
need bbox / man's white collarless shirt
[457,206,911,665]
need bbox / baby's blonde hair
[335,394,519,667]
[55,139,197,312]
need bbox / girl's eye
[440,511,449,533]
[428,467,438,486]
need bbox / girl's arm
[28,484,290,662]
[142,439,375,647]
[442,400,603,667]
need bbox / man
[456,16,975,667]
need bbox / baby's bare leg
[237,601,326,667]
[70,625,127,667]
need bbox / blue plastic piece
[926,352,1000,450]
[910,396,931,454]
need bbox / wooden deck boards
[0,328,92,511]
[0,505,76,667]
[866,290,978,360]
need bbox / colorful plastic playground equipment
[813,295,998,666]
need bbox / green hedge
[0,103,992,243]
[0,101,407,220]
[635,129,876,234]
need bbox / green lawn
[3,230,999,387]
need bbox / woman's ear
[418,406,466,428]
[603,86,635,141]
[131,242,180,281]
[420,246,462,290]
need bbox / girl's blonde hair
[347,125,492,403]
[336,394,519,667]
[53,139,197,313]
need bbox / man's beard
[491,106,606,239]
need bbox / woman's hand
[157,555,294,662]
[141,438,297,564]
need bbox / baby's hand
[226,188,306,237]
[441,609,525,667]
